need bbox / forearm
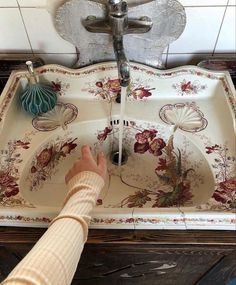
[2,171,104,285]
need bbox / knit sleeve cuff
[67,171,105,190]
[64,171,105,206]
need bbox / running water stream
[118,86,127,167]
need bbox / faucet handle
[108,0,128,17]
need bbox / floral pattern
[172,79,207,96]
[206,144,236,210]
[97,127,113,141]
[96,123,198,208]
[83,78,120,100]
[83,77,155,101]
[129,86,155,100]
[0,64,235,228]
[28,136,78,191]
[0,215,51,224]
[51,79,70,96]
[120,131,195,208]
[0,134,34,207]
[134,129,166,156]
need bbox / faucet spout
[113,35,130,87]
[83,0,152,87]
[108,0,130,87]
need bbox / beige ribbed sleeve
[1,171,104,285]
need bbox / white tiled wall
[0,0,235,68]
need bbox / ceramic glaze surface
[0,62,235,230]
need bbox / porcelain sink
[0,62,235,230]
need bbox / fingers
[65,146,107,184]
[97,151,107,170]
[65,170,71,184]
[81,145,94,161]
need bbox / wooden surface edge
[0,227,236,245]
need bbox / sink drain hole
[110,150,128,166]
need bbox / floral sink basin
[0,62,235,230]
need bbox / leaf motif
[153,192,174,207]
[166,135,174,157]
[163,158,178,185]
[176,148,182,176]
[122,190,152,208]
[156,173,171,184]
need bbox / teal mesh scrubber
[20,61,57,115]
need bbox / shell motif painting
[32,102,78,131]
[159,102,208,132]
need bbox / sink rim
[0,61,235,230]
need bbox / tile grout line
[177,206,187,230]
[212,0,229,55]
[16,0,34,56]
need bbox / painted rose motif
[0,172,19,198]
[213,178,236,208]
[172,79,207,96]
[51,79,70,96]
[60,139,77,157]
[130,87,154,99]
[218,179,236,192]
[149,138,166,156]
[84,77,155,100]
[0,135,33,207]
[93,78,121,100]
[134,129,166,156]
[159,103,208,132]
[206,144,220,154]
[106,79,121,93]
[15,140,30,149]
[36,147,53,168]
[96,199,103,206]
[135,129,157,143]
[52,81,61,92]
[28,136,78,191]
[206,144,236,210]
[134,142,149,154]
[97,127,113,141]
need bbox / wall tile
[166,53,214,68]
[34,53,77,67]
[169,7,226,54]
[17,0,47,7]
[0,8,31,52]
[228,0,236,5]
[0,53,34,59]
[166,53,236,69]
[215,6,236,53]
[178,0,228,6]
[0,0,18,7]
[21,8,75,54]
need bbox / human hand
[65,145,107,184]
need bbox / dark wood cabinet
[0,228,236,284]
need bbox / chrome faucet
[83,0,152,87]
